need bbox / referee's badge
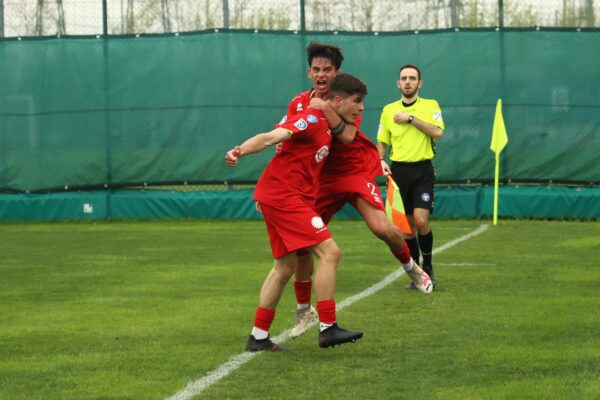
[433,112,442,121]
[421,192,431,202]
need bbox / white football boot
[290,306,317,338]
[406,262,434,294]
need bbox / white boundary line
[166,224,490,400]
[437,262,496,267]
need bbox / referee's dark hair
[306,42,345,70]
[399,64,422,80]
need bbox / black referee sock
[418,231,433,269]
[406,238,420,266]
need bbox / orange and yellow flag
[385,174,413,235]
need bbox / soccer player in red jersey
[287,43,433,339]
[226,73,368,351]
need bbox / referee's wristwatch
[407,115,414,124]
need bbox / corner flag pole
[490,99,508,226]
[493,151,501,225]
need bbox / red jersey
[286,89,382,181]
[253,110,332,207]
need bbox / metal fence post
[0,0,4,37]
[498,0,504,27]
[300,0,306,31]
[222,0,229,28]
[450,0,457,28]
[102,0,112,216]
[102,0,108,35]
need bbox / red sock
[392,239,412,264]
[253,307,275,331]
[294,280,312,305]
[316,300,336,324]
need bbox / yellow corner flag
[385,174,413,235]
[491,99,508,154]
[490,99,508,225]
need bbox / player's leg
[247,253,296,352]
[355,197,432,295]
[290,191,345,338]
[289,250,317,338]
[310,238,363,348]
[247,202,321,352]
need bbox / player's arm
[309,98,357,144]
[376,112,392,175]
[376,141,392,175]
[225,127,291,167]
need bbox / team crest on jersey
[315,145,329,163]
[279,115,288,125]
[433,112,442,121]
[306,114,319,124]
[294,118,308,130]
[421,192,431,202]
[296,103,304,112]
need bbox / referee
[376,64,444,289]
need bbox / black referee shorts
[390,160,435,214]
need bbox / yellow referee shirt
[377,97,444,162]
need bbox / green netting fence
[1,29,599,193]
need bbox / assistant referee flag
[385,175,413,235]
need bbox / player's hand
[381,160,392,175]
[225,146,241,167]
[308,97,328,111]
[393,112,411,124]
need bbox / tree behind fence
[1,0,598,37]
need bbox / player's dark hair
[399,64,421,80]
[329,73,367,97]
[306,42,344,70]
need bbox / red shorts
[316,175,385,223]
[259,202,332,259]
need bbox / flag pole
[493,152,500,225]
[490,98,508,226]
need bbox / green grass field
[1,219,599,400]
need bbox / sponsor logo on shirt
[294,118,308,130]
[421,192,431,202]
[433,112,442,121]
[314,145,329,163]
[296,103,304,112]
[306,114,318,124]
[279,115,288,125]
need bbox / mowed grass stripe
[166,224,490,400]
